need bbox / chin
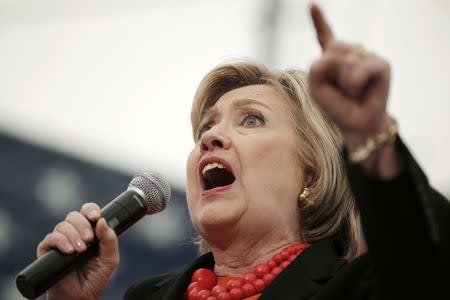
[196,202,243,231]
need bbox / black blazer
[124,139,450,299]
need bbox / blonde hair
[190,61,359,259]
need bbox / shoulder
[336,252,374,286]
[315,253,376,299]
[123,273,178,300]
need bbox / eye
[242,111,264,127]
[197,124,212,139]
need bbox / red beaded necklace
[186,242,310,300]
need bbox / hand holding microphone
[38,203,118,300]
[16,172,171,300]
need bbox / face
[186,85,303,240]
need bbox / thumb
[95,218,120,269]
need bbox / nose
[200,129,231,153]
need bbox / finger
[309,52,340,94]
[338,52,363,97]
[358,55,390,84]
[309,54,356,127]
[310,3,335,50]
[95,218,119,268]
[65,211,95,243]
[345,55,390,100]
[80,202,102,222]
[54,221,87,252]
[310,52,390,131]
[37,232,74,258]
[312,84,355,129]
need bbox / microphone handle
[16,189,147,299]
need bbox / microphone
[16,172,171,299]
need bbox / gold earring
[298,187,312,206]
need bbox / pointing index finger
[310,3,335,50]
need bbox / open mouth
[200,160,236,191]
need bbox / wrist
[343,114,391,153]
[343,116,402,179]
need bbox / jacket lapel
[260,238,346,300]
[159,238,345,300]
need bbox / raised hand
[36,203,119,300]
[308,4,400,177]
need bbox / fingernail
[65,242,74,252]
[76,240,85,250]
[83,229,93,240]
[89,211,99,218]
[97,218,105,227]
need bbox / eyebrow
[231,98,272,111]
[202,98,272,121]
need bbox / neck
[207,230,301,277]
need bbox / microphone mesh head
[128,172,171,215]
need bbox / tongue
[204,167,235,190]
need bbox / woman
[36,4,449,300]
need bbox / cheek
[186,147,200,202]
[186,148,198,177]
[242,134,300,197]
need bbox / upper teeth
[202,162,226,175]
